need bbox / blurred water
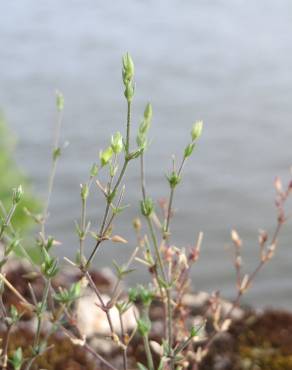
[0,0,292,307]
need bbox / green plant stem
[110,245,140,305]
[79,176,95,262]
[86,100,132,268]
[126,101,131,155]
[0,203,16,241]
[86,159,129,267]
[85,271,115,335]
[164,156,186,238]
[140,154,174,366]
[27,278,51,370]
[118,311,128,370]
[143,334,154,370]
[0,202,17,321]
[41,108,63,238]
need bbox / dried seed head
[111,235,128,244]
[239,274,249,293]
[274,176,283,194]
[231,229,242,247]
[132,217,141,231]
[258,229,268,246]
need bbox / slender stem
[143,334,154,370]
[126,101,131,155]
[0,273,33,310]
[79,176,95,262]
[164,188,174,238]
[0,203,16,241]
[86,102,131,268]
[32,279,51,351]
[86,161,129,268]
[118,311,128,370]
[41,108,63,238]
[83,342,119,370]
[1,324,12,370]
[140,154,174,365]
[85,271,114,336]
[164,156,186,239]
[204,217,286,355]
[24,357,35,370]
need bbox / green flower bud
[122,53,135,85]
[56,91,64,112]
[144,103,152,121]
[111,131,123,154]
[41,248,59,278]
[100,146,113,167]
[167,171,181,189]
[137,317,151,336]
[139,286,154,307]
[184,143,195,158]
[191,121,203,141]
[128,287,139,303]
[80,184,89,201]
[90,163,99,177]
[12,185,23,204]
[140,197,154,217]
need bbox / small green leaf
[10,347,23,370]
[137,363,148,370]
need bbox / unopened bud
[12,185,23,204]
[80,184,89,201]
[144,103,152,121]
[90,163,99,177]
[122,53,135,84]
[191,121,203,141]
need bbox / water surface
[0,0,292,307]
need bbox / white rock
[76,292,138,337]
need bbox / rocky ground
[1,262,292,370]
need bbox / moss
[200,310,292,370]
[237,310,292,370]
